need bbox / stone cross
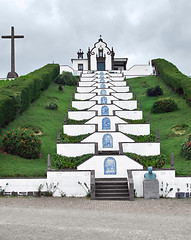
[1,26,24,78]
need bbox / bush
[55,71,78,86]
[127,134,156,142]
[46,102,58,110]
[180,135,191,160]
[2,127,42,159]
[151,98,178,113]
[152,58,191,106]
[60,133,90,143]
[52,154,93,169]
[0,64,60,129]
[58,85,63,91]
[146,85,163,97]
[126,153,166,168]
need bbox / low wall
[110,86,129,93]
[132,170,191,198]
[79,82,95,87]
[118,124,150,135]
[115,110,143,120]
[89,104,121,115]
[124,65,152,76]
[72,101,96,110]
[0,178,47,196]
[63,124,96,136]
[86,116,126,131]
[112,92,133,100]
[57,143,95,157]
[111,81,126,87]
[92,89,115,95]
[47,171,91,197]
[113,100,137,110]
[82,132,134,151]
[78,155,143,178]
[77,87,96,93]
[122,142,160,156]
[91,95,118,104]
[75,93,96,100]
[68,111,96,120]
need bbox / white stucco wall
[80,77,95,81]
[82,132,134,151]
[115,110,143,120]
[72,101,96,110]
[124,65,152,76]
[91,95,118,104]
[72,59,88,71]
[92,88,115,95]
[79,82,95,87]
[86,116,126,131]
[63,124,96,136]
[110,86,129,93]
[122,142,160,156]
[77,87,96,93]
[112,92,133,100]
[89,104,121,115]
[113,100,137,110]
[118,124,150,135]
[78,155,143,178]
[57,143,95,157]
[68,111,96,120]
[75,93,96,100]
[60,65,74,74]
[110,81,126,87]
[47,171,91,197]
[0,178,47,194]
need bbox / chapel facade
[71,36,128,72]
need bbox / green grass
[0,83,75,177]
[128,76,191,176]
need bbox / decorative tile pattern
[101,106,109,115]
[102,117,111,130]
[101,89,106,95]
[100,83,106,88]
[102,133,113,148]
[104,157,116,175]
[101,97,107,104]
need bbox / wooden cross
[1,26,24,78]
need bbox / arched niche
[102,117,111,130]
[102,133,113,148]
[104,157,116,175]
[101,97,107,104]
[101,106,109,116]
[100,83,106,88]
[100,89,106,95]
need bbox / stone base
[143,179,159,199]
[7,71,18,79]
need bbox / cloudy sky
[0,0,191,78]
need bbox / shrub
[60,133,90,143]
[52,154,93,169]
[127,134,156,142]
[46,102,58,110]
[126,153,166,168]
[58,85,63,91]
[146,85,163,97]
[0,64,60,129]
[55,71,78,86]
[152,58,191,106]
[2,127,42,159]
[151,98,178,113]
[180,135,191,160]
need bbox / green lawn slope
[0,83,75,177]
[128,75,191,176]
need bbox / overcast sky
[0,0,191,78]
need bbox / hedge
[152,58,191,106]
[0,64,60,129]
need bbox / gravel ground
[0,197,190,240]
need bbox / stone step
[95,178,127,181]
[96,185,128,190]
[95,196,129,201]
[96,181,128,185]
[96,192,129,198]
[98,151,120,155]
[96,189,128,193]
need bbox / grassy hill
[128,75,191,176]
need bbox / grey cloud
[0,0,191,77]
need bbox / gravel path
[0,197,190,240]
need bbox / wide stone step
[98,151,120,155]
[96,184,128,189]
[95,196,129,201]
[96,189,128,193]
[95,178,127,181]
[96,181,128,185]
[96,192,129,197]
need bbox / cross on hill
[2,26,24,78]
